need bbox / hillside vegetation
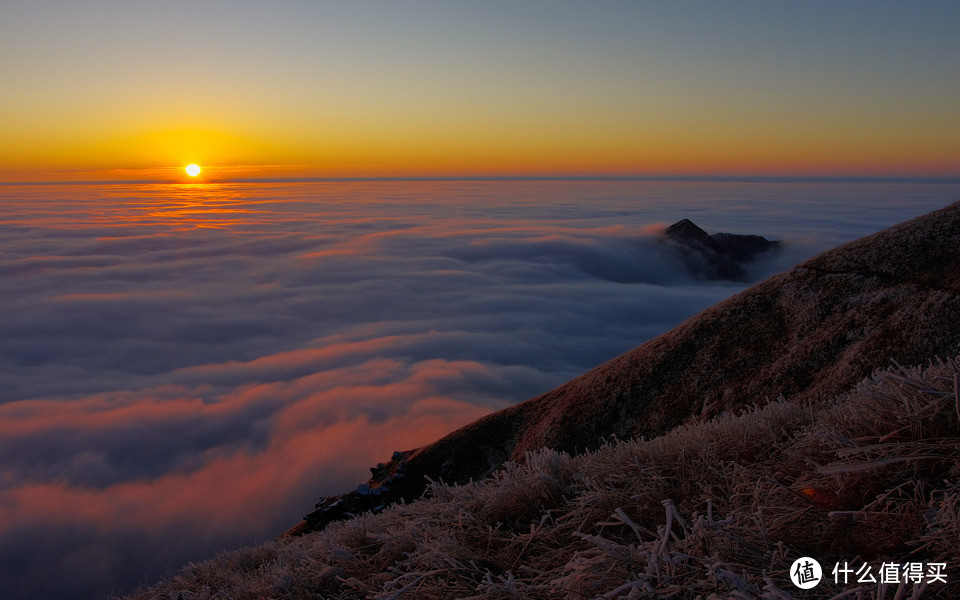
[123,356,960,599]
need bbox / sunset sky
[2,1,959,181]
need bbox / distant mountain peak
[664,218,712,243]
[662,218,779,281]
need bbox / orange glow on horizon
[1,121,958,183]
[0,88,957,182]
[2,122,958,182]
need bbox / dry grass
[122,357,960,599]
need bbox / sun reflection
[141,182,259,230]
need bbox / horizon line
[3,174,960,186]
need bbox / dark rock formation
[661,218,779,281]
[289,202,960,536]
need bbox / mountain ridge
[292,201,960,534]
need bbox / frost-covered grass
[122,357,960,599]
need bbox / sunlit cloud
[0,180,954,599]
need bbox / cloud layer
[0,179,954,599]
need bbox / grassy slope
[123,357,960,599]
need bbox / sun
[185,164,201,177]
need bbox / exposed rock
[661,218,780,281]
[290,201,960,535]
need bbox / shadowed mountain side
[292,201,960,534]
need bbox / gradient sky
[2,1,959,180]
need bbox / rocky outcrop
[290,201,960,535]
[661,218,779,281]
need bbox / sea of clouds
[0,179,956,599]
